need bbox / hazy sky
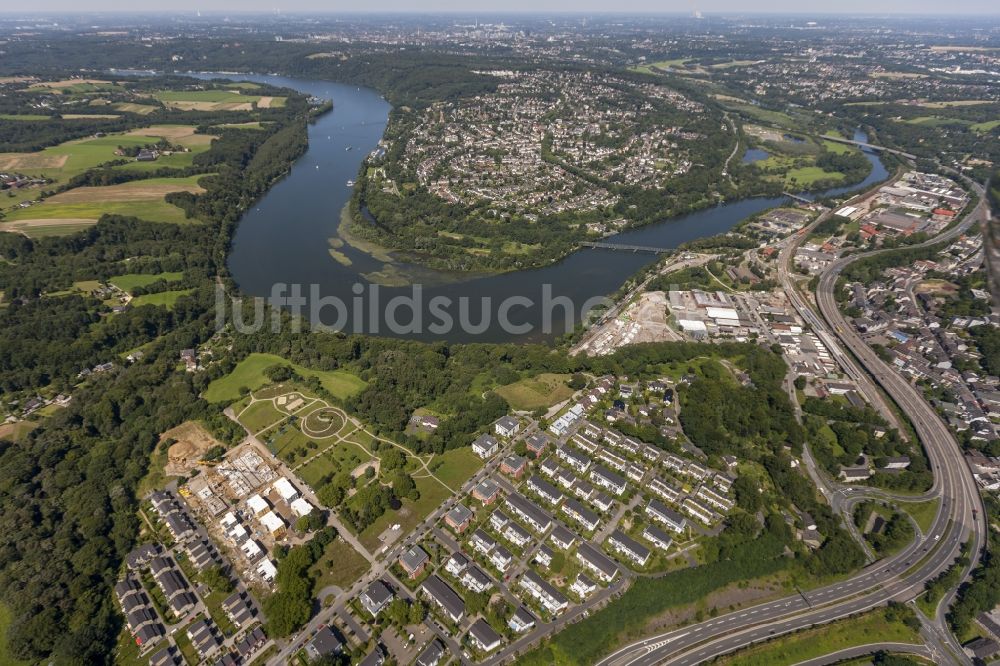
[3,1,999,14]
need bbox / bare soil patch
[2,218,97,230]
[162,421,222,475]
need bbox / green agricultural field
[0,113,51,120]
[112,102,158,115]
[203,353,367,403]
[496,373,574,410]
[4,175,207,226]
[0,220,97,238]
[109,271,183,294]
[153,89,258,103]
[902,116,973,127]
[130,289,195,309]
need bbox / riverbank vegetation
[0,72,318,663]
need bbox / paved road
[594,175,990,666]
[791,642,932,666]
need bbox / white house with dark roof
[472,434,500,459]
[607,530,651,567]
[495,416,521,439]
[642,524,674,551]
[576,542,620,583]
[549,524,577,550]
[519,570,569,615]
[467,618,503,653]
[591,465,627,496]
[556,446,592,474]
[646,499,688,534]
[527,475,564,506]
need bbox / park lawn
[296,454,340,488]
[783,166,845,187]
[270,425,318,464]
[109,271,184,294]
[131,289,195,309]
[901,497,941,534]
[238,401,287,434]
[203,353,367,403]
[310,538,371,598]
[358,475,452,551]
[496,373,574,410]
[429,447,484,490]
[715,608,921,666]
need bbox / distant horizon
[2,4,999,17]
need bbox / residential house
[420,575,466,624]
[398,546,430,579]
[360,580,394,617]
[472,434,500,459]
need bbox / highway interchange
[595,174,991,666]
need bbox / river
[198,73,887,343]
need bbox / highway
[595,175,990,666]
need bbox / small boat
[345,146,353,151]
[346,180,355,187]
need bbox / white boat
[346,180,355,187]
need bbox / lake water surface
[203,73,886,342]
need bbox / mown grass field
[130,288,195,309]
[203,353,367,403]
[310,539,370,597]
[496,373,574,410]
[358,474,452,550]
[109,271,184,294]
[428,447,484,490]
